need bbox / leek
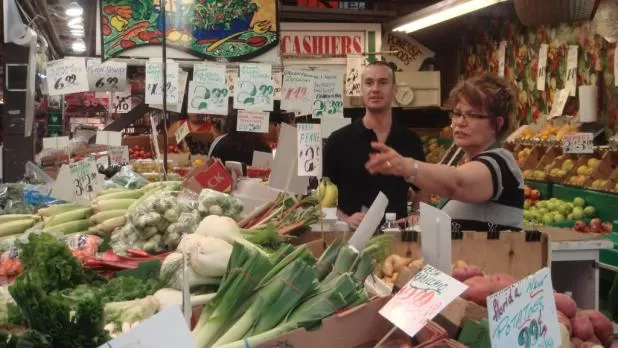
[352,252,375,284]
[315,236,346,280]
[322,244,359,283]
[256,245,316,288]
[212,259,317,346]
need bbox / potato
[571,337,583,348]
[487,273,517,293]
[555,293,577,318]
[558,311,573,336]
[452,265,483,282]
[571,312,595,342]
[461,276,493,307]
[580,310,613,344]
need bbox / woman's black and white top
[442,147,524,232]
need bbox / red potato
[452,265,483,282]
[487,273,518,293]
[558,311,573,336]
[571,337,583,348]
[580,310,613,344]
[461,276,493,307]
[571,312,595,342]
[555,293,578,318]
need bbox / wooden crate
[584,150,617,192]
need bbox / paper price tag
[109,146,130,166]
[87,59,127,92]
[562,132,594,154]
[145,62,179,105]
[193,63,226,84]
[234,63,274,111]
[52,158,103,203]
[345,55,365,96]
[226,67,237,96]
[273,70,283,100]
[46,58,89,96]
[175,122,190,143]
[487,268,561,348]
[281,69,315,115]
[297,123,322,177]
[379,265,468,338]
[549,89,570,118]
[96,131,122,146]
[537,44,549,91]
[111,88,132,113]
[42,136,70,150]
[314,71,344,118]
[187,81,229,115]
[566,45,578,96]
[497,41,507,77]
[151,70,188,113]
[237,110,269,133]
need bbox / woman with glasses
[365,74,523,232]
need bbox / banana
[319,178,339,208]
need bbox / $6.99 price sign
[46,58,89,96]
[297,123,322,177]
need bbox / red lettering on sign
[352,36,362,53]
[342,36,351,54]
[280,34,364,55]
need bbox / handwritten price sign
[87,59,127,92]
[175,121,190,143]
[109,146,130,166]
[313,71,344,118]
[46,58,89,96]
[487,268,561,348]
[145,62,180,105]
[111,88,132,114]
[379,265,467,338]
[566,45,578,96]
[52,158,103,203]
[562,133,594,154]
[237,110,269,133]
[187,81,229,115]
[297,123,322,177]
[281,69,315,115]
[234,63,274,111]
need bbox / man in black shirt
[323,62,425,228]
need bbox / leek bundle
[315,236,346,280]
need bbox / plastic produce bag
[105,167,150,190]
[197,189,244,219]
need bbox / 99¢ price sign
[187,81,230,115]
[46,58,89,96]
[562,133,594,154]
[297,123,322,177]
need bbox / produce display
[316,177,338,208]
[523,197,597,227]
[421,128,452,164]
[567,158,602,187]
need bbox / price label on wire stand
[562,132,594,154]
[175,121,190,143]
[297,123,322,177]
[87,59,127,92]
[109,146,130,166]
[46,58,89,96]
[51,158,103,203]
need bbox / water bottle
[380,212,400,233]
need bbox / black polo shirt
[323,117,425,219]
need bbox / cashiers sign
[279,23,381,56]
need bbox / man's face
[361,65,396,113]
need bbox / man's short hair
[362,60,397,85]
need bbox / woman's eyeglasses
[449,110,492,122]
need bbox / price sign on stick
[175,121,190,143]
[145,62,180,105]
[566,45,579,96]
[42,136,70,150]
[297,123,322,177]
[46,58,89,96]
[52,158,103,203]
[109,146,130,166]
[87,59,127,92]
[487,268,561,348]
[562,133,594,154]
[379,265,468,338]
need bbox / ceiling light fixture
[70,29,85,37]
[72,40,86,53]
[68,17,83,27]
[65,2,83,17]
[389,0,509,33]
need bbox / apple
[524,200,532,209]
[572,207,585,220]
[567,213,574,221]
[542,214,554,225]
[537,201,548,209]
[553,213,566,222]
[573,197,586,208]
[546,202,557,212]
[524,185,531,197]
[573,220,588,232]
[558,205,571,216]
[601,222,613,234]
[562,159,574,171]
[590,220,602,233]
[523,210,533,220]
[587,158,600,169]
[583,206,596,218]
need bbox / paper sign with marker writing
[420,203,452,274]
[100,307,196,348]
[187,81,229,115]
[42,136,70,150]
[269,123,309,195]
[252,151,273,168]
[281,69,315,115]
[109,146,130,166]
[52,158,103,203]
[345,55,365,96]
[145,62,180,105]
[111,88,132,113]
[566,45,578,96]
[314,70,344,118]
[497,41,507,77]
[192,63,226,84]
[297,123,322,177]
[537,44,548,91]
[487,267,561,348]
[151,70,188,113]
[96,131,122,146]
[175,121,190,143]
[46,58,89,96]
[87,59,127,92]
[549,89,570,118]
[379,265,468,338]
[237,110,269,133]
[226,67,237,97]
[562,132,594,154]
[234,63,274,111]
[273,70,283,100]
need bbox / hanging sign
[46,58,90,96]
[95,131,122,146]
[151,70,188,113]
[536,44,549,91]
[566,45,578,96]
[226,67,237,97]
[273,69,283,100]
[187,81,229,115]
[234,63,274,111]
[379,265,467,338]
[381,32,435,72]
[297,123,322,177]
[145,62,180,105]
[313,71,344,118]
[487,268,561,348]
[562,132,594,154]
[345,55,365,96]
[549,89,570,118]
[87,59,127,92]
[281,69,315,115]
[237,110,269,133]
[109,146,130,166]
[193,63,226,84]
[111,88,132,114]
[52,158,104,203]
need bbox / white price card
[151,70,188,113]
[46,58,89,96]
[314,71,345,118]
[99,307,196,348]
[562,132,594,154]
[51,158,104,203]
[87,59,127,92]
[487,268,561,348]
[234,63,274,111]
[549,89,570,118]
[111,88,132,113]
[95,131,122,146]
[273,69,283,100]
[566,45,578,96]
[42,136,70,150]
[297,123,322,177]
[237,110,269,133]
[226,67,237,97]
[187,81,229,115]
[379,265,468,338]
[145,61,179,105]
[497,41,507,77]
[193,63,226,84]
[281,69,315,115]
[345,55,365,96]
[109,146,130,166]
[175,121,190,143]
[537,44,549,91]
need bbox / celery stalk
[315,236,346,281]
[322,244,359,283]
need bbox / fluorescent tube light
[392,0,508,33]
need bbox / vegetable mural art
[99,0,279,61]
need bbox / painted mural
[100,0,279,61]
[460,14,618,135]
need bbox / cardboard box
[182,159,233,193]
